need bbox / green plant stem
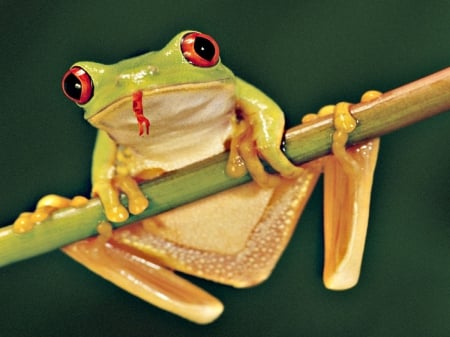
[1,67,449,268]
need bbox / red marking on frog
[132,91,150,136]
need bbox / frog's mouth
[132,90,150,136]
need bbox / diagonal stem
[0,67,449,268]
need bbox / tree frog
[13,31,380,324]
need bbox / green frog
[14,31,380,324]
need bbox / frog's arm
[91,130,148,222]
[91,130,117,189]
[90,130,126,222]
[232,78,303,186]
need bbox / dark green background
[1,1,449,336]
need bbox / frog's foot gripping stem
[306,90,382,290]
[226,115,304,188]
[92,175,149,223]
[12,194,89,233]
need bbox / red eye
[181,32,220,67]
[62,66,93,104]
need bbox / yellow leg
[322,137,380,289]
[62,227,224,324]
[320,90,382,290]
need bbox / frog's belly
[89,82,235,174]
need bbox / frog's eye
[181,32,220,67]
[62,66,93,104]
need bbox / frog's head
[61,31,235,120]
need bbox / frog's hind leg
[323,138,380,289]
[321,91,381,290]
[62,163,321,323]
[62,233,224,324]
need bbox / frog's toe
[94,179,132,222]
[30,206,55,223]
[12,194,89,234]
[246,160,281,188]
[113,175,149,216]
[260,147,304,179]
[278,164,304,179]
[128,196,149,215]
[237,138,281,188]
[36,194,72,209]
[13,212,34,233]
[103,203,130,223]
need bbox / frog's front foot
[93,175,149,223]
[13,194,89,233]
[226,117,303,188]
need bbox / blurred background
[0,1,449,336]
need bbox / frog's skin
[14,31,380,324]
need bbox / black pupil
[194,37,215,61]
[64,73,82,100]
